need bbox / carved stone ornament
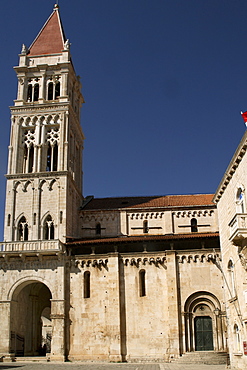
[21,44,27,54]
[64,39,71,50]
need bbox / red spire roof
[28,5,66,56]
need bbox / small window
[234,324,241,352]
[48,82,54,100]
[7,214,11,227]
[33,213,36,225]
[139,269,146,297]
[33,84,39,101]
[55,82,60,99]
[28,145,34,173]
[18,216,28,241]
[60,211,63,224]
[96,223,101,235]
[27,84,32,102]
[143,220,149,234]
[191,218,198,232]
[44,215,54,240]
[84,271,90,298]
[236,188,245,213]
[228,260,235,297]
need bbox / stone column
[105,253,122,362]
[50,299,65,361]
[166,251,181,358]
[0,301,14,360]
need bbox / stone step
[15,356,48,362]
[174,351,229,365]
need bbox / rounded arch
[184,291,225,353]
[7,276,53,302]
[184,291,221,313]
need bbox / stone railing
[229,213,247,244]
[0,239,64,253]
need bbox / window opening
[191,218,198,232]
[27,84,32,102]
[28,145,34,173]
[96,223,101,235]
[33,84,39,101]
[60,211,63,224]
[228,260,235,297]
[33,213,36,225]
[55,82,60,99]
[84,271,90,298]
[143,220,149,234]
[48,82,53,100]
[7,214,11,227]
[44,215,54,240]
[18,216,28,241]
[236,188,245,213]
[46,144,51,171]
[234,324,241,352]
[139,270,146,297]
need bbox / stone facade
[0,5,228,364]
[214,130,247,370]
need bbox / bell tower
[4,4,84,245]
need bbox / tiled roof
[81,194,215,211]
[28,7,66,56]
[67,232,219,246]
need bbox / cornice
[10,102,70,114]
[213,130,247,204]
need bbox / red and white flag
[241,111,247,126]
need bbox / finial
[21,44,27,55]
[54,3,59,10]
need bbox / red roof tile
[28,7,66,56]
[67,232,219,246]
[82,194,215,211]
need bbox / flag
[241,111,247,125]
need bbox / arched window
[191,218,198,232]
[28,145,34,173]
[27,84,32,102]
[46,142,58,172]
[55,82,60,99]
[47,82,54,100]
[84,271,90,298]
[96,223,101,235]
[139,269,146,297]
[33,84,39,101]
[143,220,149,234]
[234,324,241,352]
[44,215,54,240]
[18,216,28,241]
[228,260,236,297]
[236,188,245,213]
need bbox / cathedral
[2,4,247,368]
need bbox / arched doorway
[184,291,226,352]
[10,281,52,356]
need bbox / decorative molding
[177,253,220,263]
[129,212,164,220]
[74,258,108,269]
[123,256,166,267]
[174,210,214,218]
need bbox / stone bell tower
[0,5,84,361]
[4,4,84,244]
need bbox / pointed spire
[28,5,66,56]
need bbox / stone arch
[8,278,53,357]
[183,291,225,353]
[8,276,53,301]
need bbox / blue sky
[0,0,247,240]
